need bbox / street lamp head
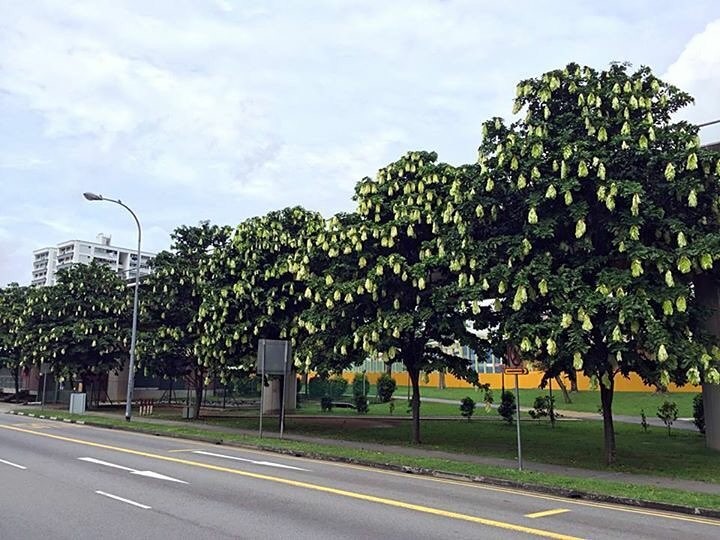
[83,192,104,201]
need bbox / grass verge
[393,386,698,418]
[149,408,717,483]
[8,407,720,514]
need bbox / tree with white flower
[458,62,720,464]
[197,207,325,383]
[18,262,130,397]
[300,152,491,444]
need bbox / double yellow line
[0,423,579,539]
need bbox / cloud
[664,19,720,142]
[2,1,720,285]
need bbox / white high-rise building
[31,233,156,286]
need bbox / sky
[1,0,720,285]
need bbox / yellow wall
[343,370,700,393]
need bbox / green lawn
[389,386,698,418]
[193,412,716,483]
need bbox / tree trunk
[12,366,19,397]
[554,376,572,404]
[599,374,616,465]
[438,370,446,390]
[385,362,392,375]
[193,373,204,420]
[408,366,421,444]
[569,369,579,393]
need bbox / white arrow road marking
[79,457,135,472]
[131,470,188,482]
[79,457,188,483]
[0,458,27,470]
[96,491,151,510]
[192,450,309,471]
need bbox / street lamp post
[83,192,142,421]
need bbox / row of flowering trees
[2,62,720,462]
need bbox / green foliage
[136,222,229,418]
[308,375,347,399]
[376,372,397,403]
[137,222,229,381]
[498,390,516,424]
[657,400,679,436]
[307,376,325,398]
[352,372,370,398]
[18,263,130,383]
[640,409,649,432]
[197,207,325,379]
[299,152,489,443]
[692,393,705,434]
[228,373,260,397]
[320,396,333,412]
[529,395,556,427]
[452,62,720,462]
[354,394,369,414]
[0,283,30,392]
[459,396,475,421]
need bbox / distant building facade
[31,233,155,286]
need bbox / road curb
[6,409,719,520]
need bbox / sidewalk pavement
[3,401,717,496]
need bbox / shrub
[327,376,348,399]
[498,390,516,424]
[230,373,260,396]
[657,400,678,436]
[376,373,397,403]
[481,388,494,412]
[308,376,327,398]
[460,397,475,421]
[309,375,348,399]
[693,393,705,434]
[640,409,648,432]
[528,395,556,427]
[320,396,333,412]
[352,373,370,398]
[354,394,369,414]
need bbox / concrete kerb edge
[5,409,719,520]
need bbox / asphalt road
[0,413,718,539]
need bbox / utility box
[69,392,86,415]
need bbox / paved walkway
[3,401,717,496]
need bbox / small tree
[352,372,370,399]
[657,400,678,436]
[376,372,397,403]
[354,394,369,414]
[640,408,649,432]
[529,395,557,427]
[498,390,516,424]
[460,396,475,421]
[692,393,705,434]
[320,396,333,412]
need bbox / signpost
[505,345,526,471]
[256,339,292,439]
